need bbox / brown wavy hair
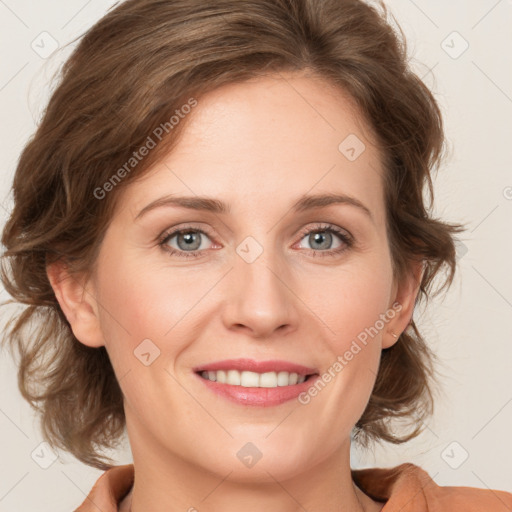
[0,0,465,470]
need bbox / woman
[1,0,511,510]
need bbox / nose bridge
[222,235,298,336]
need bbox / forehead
[118,72,386,222]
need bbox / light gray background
[1,0,511,510]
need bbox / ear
[382,259,425,349]
[46,260,104,348]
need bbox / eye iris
[310,231,332,250]
[169,227,342,255]
[178,231,201,251]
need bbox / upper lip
[193,358,319,376]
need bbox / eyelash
[157,223,353,259]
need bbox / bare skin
[48,70,422,512]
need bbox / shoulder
[74,464,134,512]
[426,472,512,511]
[352,462,512,511]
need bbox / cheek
[306,256,394,417]
[96,254,204,338]
[305,269,391,423]
[305,259,394,349]
[94,254,219,385]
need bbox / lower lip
[194,372,320,407]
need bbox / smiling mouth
[195,369,318,388]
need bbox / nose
[221,248,300,339]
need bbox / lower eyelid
[160,225,353,257]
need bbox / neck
[122,435,380,511]
[124,479,372,512]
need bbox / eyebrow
[134,192,373,222]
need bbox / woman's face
[62,72,419,481]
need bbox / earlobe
[46,260,105,348]
[382,259,425,349]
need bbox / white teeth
[199,370,308,387]
[241,370,259,387]
[227,369,240,385]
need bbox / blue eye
[158,223,353,259]
[296,224,352,257]
[159,227,212,258]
